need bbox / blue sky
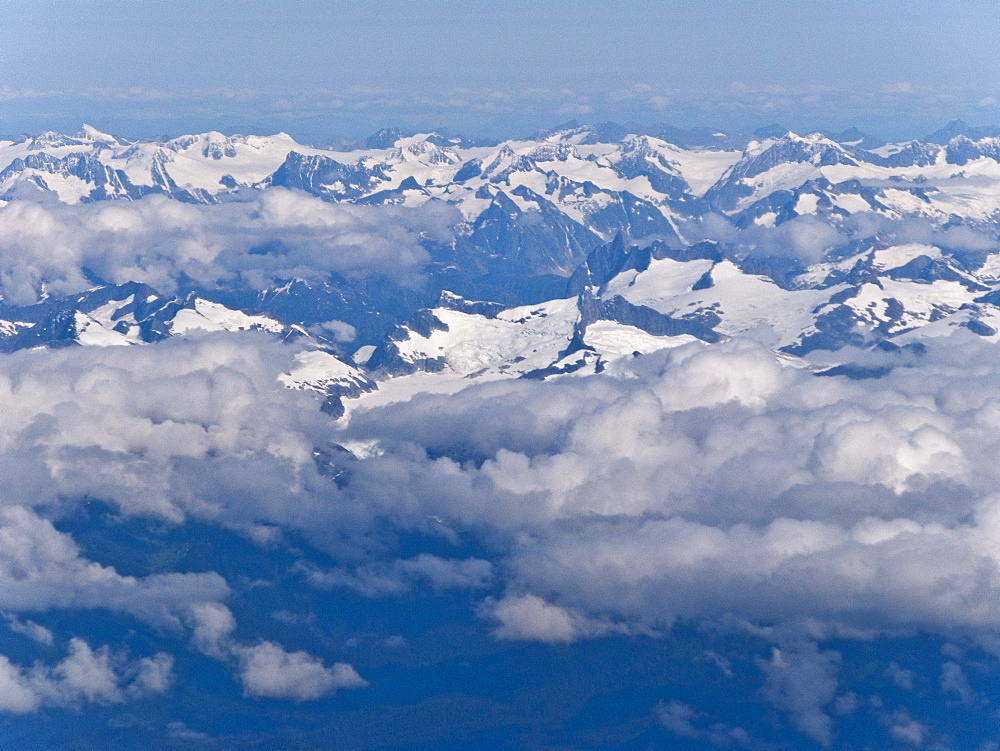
[3,0,1000,140]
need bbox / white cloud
[5,223,1000,723]
[42,638,124,705]
[0,656,43,714]
[759,642,840,747]
[5,615,54,646]
[334,332,1000,654]
[186,601,237,659]
[166,722,213,742]
[483,593,635,644]
[314,320,357,343]
[886,662,915,691]
[488,594,580,643]
[0,333,349,530]
[236,641,366,701]
[185,600,366,703]
[0,190,455,305]
[0,638,173,714]
[127,652,175,698]
[0,506,228,628]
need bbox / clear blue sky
[2,0,999,140]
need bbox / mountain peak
[922,119,999,144]
[366,127,414,149]
[75,124,118,144]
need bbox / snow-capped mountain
[347,232,1000,407]
[8,120,1000,258]
[1,124,720,277]
[10,121,1000,414]
[0,281,372,416]
[0,282,292,351]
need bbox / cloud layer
[1,272,1000,742]
[0,190,454,304]
[338,333,1000,651]
[0,332,368,710]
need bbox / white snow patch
[584,321,698,357]
[872,244,941,270]
[279,350,370,394]
[73,312,133,347]
[169,299,284,335]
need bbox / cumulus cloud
[684,211,1000,266]
[0,319,990,716]
[483,592,644,644]
[127,652,176,698]
[0,190,455,304]
[236,641,367,701]
[759,642,840,746]
[0,638,173,714]
[334,332,1000,653]
[8,226,1000,728]
[487,594,582,644]
[0,656,44,714]
[0,329,380,703]
[885,709,927,746]
[0,505,228,628]
[0,333,348,530]
[886,662,915,691]
[186,601,237,659]
[313,319,357,343]
[681,213,838,261]
[184,599,366,701]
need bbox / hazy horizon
[3,114,999,149]
[4,0,1000,142]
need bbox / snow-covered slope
[333,223,1000,413]
[705,130,1000,227]
[10,122,1000,415]
[0,282,294,351]
[9,122,1000,276]
[0,282,372,416]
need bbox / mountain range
[5,121,1000,414]
[9,120,1000,747]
